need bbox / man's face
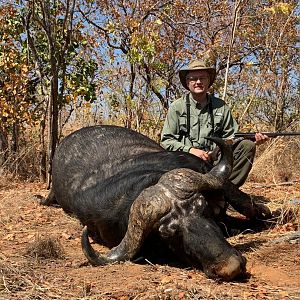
[186,70,210,95]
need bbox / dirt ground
[0,181,299,300]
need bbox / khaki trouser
[229,140,256,187]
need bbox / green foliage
[128,33,156,64]
[64,56,97,105]
[0,4,38,133]
[23,1,98,107]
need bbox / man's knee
[235,139,256,157]
[230,140,256,186]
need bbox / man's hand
[189,148,212,161]
[255,133,269,145]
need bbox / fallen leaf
[26,234,35,240]
[161,276,172,284]
[4,233,15,241]
[279,291,289,297]
[61,232,72,239]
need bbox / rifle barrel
[235,132,300,138]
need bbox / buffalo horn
[81,186,172,266]
[205,137,233,186]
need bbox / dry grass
[0,168,14,189]
[249,137,300,183]
[272,200,300,224]
[25,236,65,260]
[0,255,39,295]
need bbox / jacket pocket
[212,114,223,134]
[179,116,188,136]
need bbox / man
[160,59,268,187]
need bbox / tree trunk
[12,123,19,153]
[39,104,47,182]
[47,75,59,188]
[0,130,8,166]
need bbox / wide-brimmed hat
[179,59,216,90]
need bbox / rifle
[209,131,300,161]
[234,132,300,140]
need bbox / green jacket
[160,93,238,152]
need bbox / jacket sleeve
[160,103,191,153]
[220,104,239,139]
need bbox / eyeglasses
[186,76,209,82]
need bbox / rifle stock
[235,132,300,139]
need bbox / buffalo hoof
[205,254,247,281]
[39,189,58,207]
[32,194,56,206]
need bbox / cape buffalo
[45,125,269,281]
